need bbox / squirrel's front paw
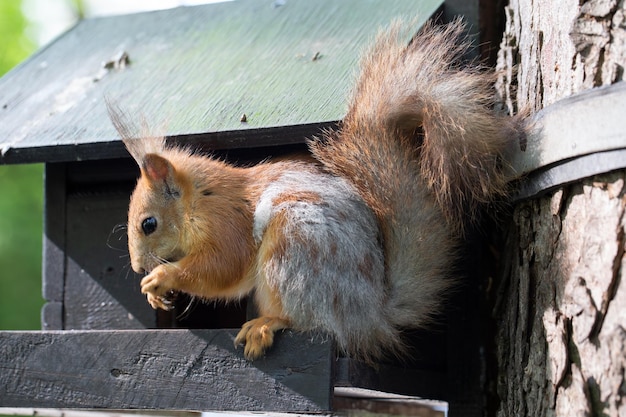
[234,317,291,360]
[140,269,176,311]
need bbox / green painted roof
[0,0,443,164]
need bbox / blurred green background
[0,0,83,329]
[0,0,44,330]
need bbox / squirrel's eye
[141,217,157,236]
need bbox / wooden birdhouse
[0,0,496,415]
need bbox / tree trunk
[497,0,626,113]
[491,0,626,416]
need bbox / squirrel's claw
[145,292,173,311]
[234,316,291,360]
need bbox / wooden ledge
[0,329,333,412]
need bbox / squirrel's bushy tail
[310,19,511,341]
[337,18,510,231]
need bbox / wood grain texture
[0,329,334,411]
[63,190,155,329]
[0,0,443,164]
[42,163,67,330]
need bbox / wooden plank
[0,409,200,417]
[0,0,443,165]
[0,329,334,411]
[2,122,333,165]
[334,387,447,417]
[63,189,155,329]
[42,163,67,330]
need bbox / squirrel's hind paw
[234,316,291,360]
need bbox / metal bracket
[509,81,626,200]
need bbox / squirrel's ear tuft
[105,97,166,165]
[106,97,135,141]
[124,136,167,166]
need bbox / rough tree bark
[497,0,626,113]
[491,0,626,416]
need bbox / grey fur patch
[253,170,398,357]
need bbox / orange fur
[254,210,290,317]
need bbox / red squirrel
[108,19,514,361]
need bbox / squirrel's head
[126,151,189,274]
[107,100,254,277]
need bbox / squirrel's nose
[130,259,146,275]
